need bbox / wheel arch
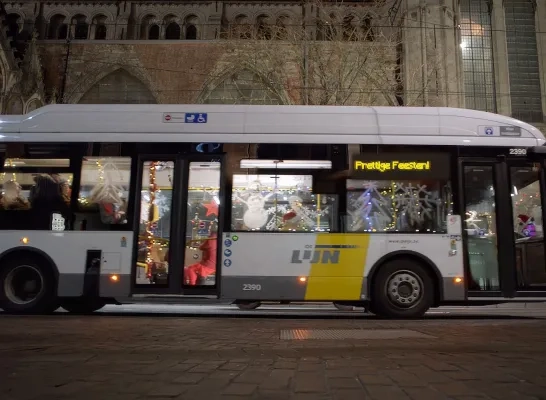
[367,250,443,306]
[0,246,60,280]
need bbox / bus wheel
[61,298,106,314]
[371,258,433,319]
[235,301,261,310]
[0,256,59,314]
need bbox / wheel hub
[385,271,423,309]
[4,265,44,305]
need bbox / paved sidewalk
[1,313,546,399]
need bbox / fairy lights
[96,159,104,184]
[145,161,158,271]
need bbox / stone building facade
[1,0,545,131]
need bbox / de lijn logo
[290,244,359,264]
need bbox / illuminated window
[78,157,131,224]
[347,152,452,233]
[460,0,496,112]
[231,174,336,232]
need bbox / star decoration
[204,202,219,217]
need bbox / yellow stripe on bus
[304,234,370,301]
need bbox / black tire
[333,302,355,311]
[61,298,106,314]
[0,255,59,314]
[235,301,261,310]
[371,258,434,319]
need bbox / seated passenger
[59,178,71,205]
[0,180,30,210]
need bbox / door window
[463,166,500,291]
[183,161,221,286]
[135,161,175,285]
[510,165,546,288]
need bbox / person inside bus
[183,234,217,286]
[59,178,71,206]
[30,174,72,230]
[0,180,30,210]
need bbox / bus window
[231,174,337,232]
[183,161,221,286]
[78,157,131,225]
[510,166,546,288]
[137,161,175,286]
[345,179,452,233]
[1,158,73,230]
[463,166,499,291]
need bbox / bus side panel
[0,231,134,298]
[220,232,464,301]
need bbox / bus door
[131,154,226,295]
[460,157,546,299]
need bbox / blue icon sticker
[478,229,485,237]
[224,259,232,267]
[224,239,232,247]
[185,113,208,124]
[224,249,232,257]
[485,127,494,136]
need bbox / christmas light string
[145,161,158,274]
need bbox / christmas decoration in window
[231,174,336,232]
[346,179,452,233]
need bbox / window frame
[344,147,453,234]
[227,169,340,234]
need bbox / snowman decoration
[243,193,269,230]
[236,180,270,230]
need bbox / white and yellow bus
[1,104,545,318]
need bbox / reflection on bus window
[136,161,175,285]
[463,166,499,291]
[346,179,452,233]
[511,167,543,239]
[510,166,546,288]
[79,157,131,224]
[231,174,337,232]
[1,173,72,211]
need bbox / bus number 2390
[243,284,262,291]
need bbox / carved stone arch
[25,95,43,113]
[90,9,116,24]
[163,13,182,25]
[196,67,289,105]
[137,10,161,25]
[69,11,92,22]
[65,66,159,104]
[6,12,24,31]
[173,9,207,24]
[44,9,70,22]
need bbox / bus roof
[0,104,543,147]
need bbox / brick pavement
[1,313,546,400]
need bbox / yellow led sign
[350,153,449,180]
[353,160,431,173]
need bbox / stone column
[491,0,511,116]
[535,0,546,122]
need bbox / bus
[0,104,545,318]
